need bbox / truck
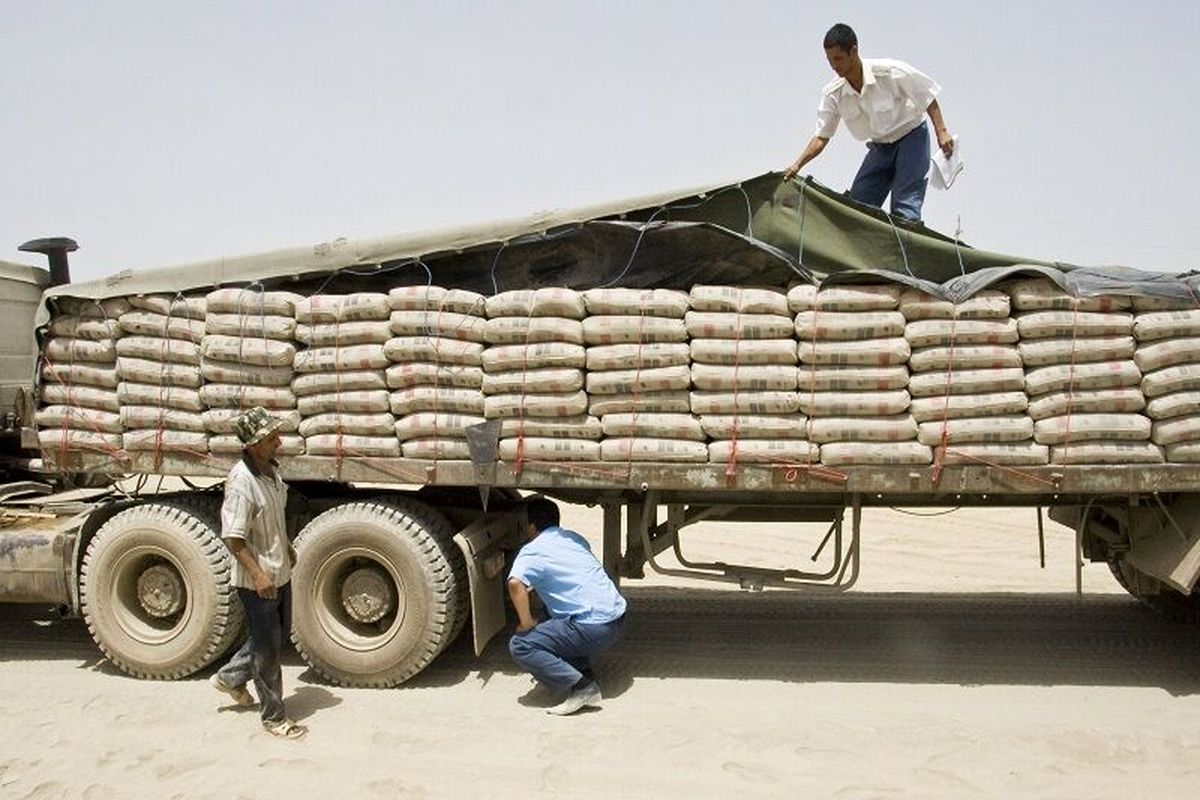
[3,173,1200,688]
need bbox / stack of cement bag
[792,284,926,467]
[1013,279,1157,464]
[1133,296,1200,462]
[901,288,1041,464]
[388,287,488,459]
[687,286,812,464]
[36,297,128,456]
[484,288,594,463]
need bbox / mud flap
[1125,495,1200,595]
[452,512,524,656]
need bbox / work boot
[545,680,601,716]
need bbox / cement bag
[118,311,206,343]
[1145,391,1200,420]
[44,337,117,363]
[1018,336,1135,366]
[485,343,587,371]
[794,311,906,341]
[917,416,1033,446]
[1027,388,1146,421]
[119,382,204,412]
[197,360,291,388]
[1165,443,1200,462]
[385,363,483,390]
[799,390,910,417]
[797,338,910,366]
[688,286,788,316]
[1134,337,1200,372]
[600,413,705,441]
[586,343,688,371]
[384,336,485,365]
[54,297,131,318]
[200,384,297,410]
[394,412,485,441]
[201,335,296,367]
[295,321,392,347]
[127,294,207,320]
[499,437,601,461]
[209,434,305,456]
[117,336,201,365]
[47,316,122,340]
[909,344,1022,372]
[690,391,800,415]
[1008,279,1131,312]
[820,442,932,466]
[38,428,122,453]
[482,367,584,395]
[41,361,119,390]
[205,312,296,341]
[1017,311,1133,340]
[909,392,1028,422]
[483,317,583,345]
[1133,310,1200,342]
[904,318,1020,347]
[1133,295,1197,312]
[797,365,910,392]
[908,367,1025,397]
[117,357,202,388]
[690,364,798,391]
[203,408,301,434]
[296,389,389,416]
[294,344,388,373]
[35,405,122,434]
[898,289,1010,321]
[119,406,206,432]
[305,434,400,457]
[582,316,688,346]
[1033,413,1152,445]
[708,440,820,463]
[586,364,691,395]
[698,414,807,439]
[684,312,794,340]
[690,339,797,366]
[123,429,209,452]
[389,310,488,342]
[789,284,900,312]
[486,288,585,320]
[484,390,588,419]
[589,390,691,416]
[1025,361,1143,396]
[584,288,690,317]
[206,288,302,317]
[388,286,486,314]
[940,442,1049,466]
[600,438,708,463]
[298,412,396,438]
[1142,364,1200,398]
[41,384,120,412]
[1050,442,1163,465]
[809,415,918,443]
[389,386,486,416]
[1152,416,1200,446]
[401,438,473,460]
[294,293,391,324]
[292,370,387,396]
[501,415,602,440]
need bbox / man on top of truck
[209,406,306,739]
[507,497,627,716]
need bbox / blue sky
[3,1,1197,280]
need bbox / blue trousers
[217,583,291,725]
[849,122,931,221]
[509,615,625,693]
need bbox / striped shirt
[221,457,291,589]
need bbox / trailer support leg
[602,501,622,587]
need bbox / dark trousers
[849,121,932,221]
[509,615,625,693]
[218,583,291,725]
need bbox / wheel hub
[341,566,395,624]
[136,563,185,618]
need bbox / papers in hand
[930,135,963,190]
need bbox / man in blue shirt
[508,497,627,715]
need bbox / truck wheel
[80,501,244,678]
[290,498,467,687]
[1107,557,1200,624]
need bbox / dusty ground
[3,505,1200,799]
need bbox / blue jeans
[849,122,931,221]
[509,615,625,693]
[218,583,291,725]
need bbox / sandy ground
[3,505,1200,799]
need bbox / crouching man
[507,498,627,715]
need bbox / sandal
[265,719,308,739]
[210,674,255,707]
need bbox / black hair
[526,497,560,532]
[823,23,857,51]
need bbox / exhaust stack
[19,237,77,287]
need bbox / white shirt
[221,458,291,589]
[814,58,941,144]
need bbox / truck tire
[1107,557,1200,624]
[80,500,244,679]
[290,498,467,687]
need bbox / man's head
[823,23,859,78]
[525,497,560,538]
[235,406,283,463]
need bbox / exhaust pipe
[19,237,77,287]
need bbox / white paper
[930,136,963,190]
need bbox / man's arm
[783,136,829,181]
[507,578,536,633]
[226,538,276,599]
[926,99,954,156]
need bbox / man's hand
[514,620,536,635]
[782,158,804,182]
[252,569,276,599]
[936,127,954,157]
[782,136,828,182]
